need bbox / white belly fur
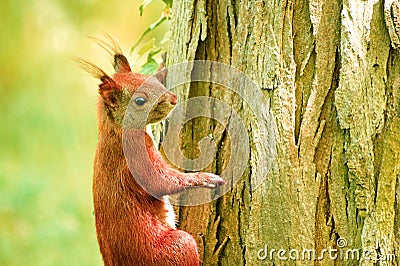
[162,195,176,229]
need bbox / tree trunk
[165,0,400,265]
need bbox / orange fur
[82,40,225,265]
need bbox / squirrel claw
[196,173,226,189]
[203,182,216,188]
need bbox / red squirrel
[80,40,225,265]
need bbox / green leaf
[159,30,171,45]
[137,38,155,58]
[139,0,153,16]
[139,47,163,75]
[131,15,167,53]
[161,0,173,7]
[148,48,162,58]
[140,58,159,75]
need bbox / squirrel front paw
[189,173,226,189]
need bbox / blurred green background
[0,0,165,265]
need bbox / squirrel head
[80,41,177,129]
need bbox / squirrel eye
[134,97,146,106]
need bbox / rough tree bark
[164,0,400,265]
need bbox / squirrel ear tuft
[77,58,107,79]
[90,35,132,74]
[114,54,131,73]
[77,58,121,107]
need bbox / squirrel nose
[169,93,178,105]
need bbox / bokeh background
[0,0,166,265]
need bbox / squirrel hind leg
[155,229,200,266]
